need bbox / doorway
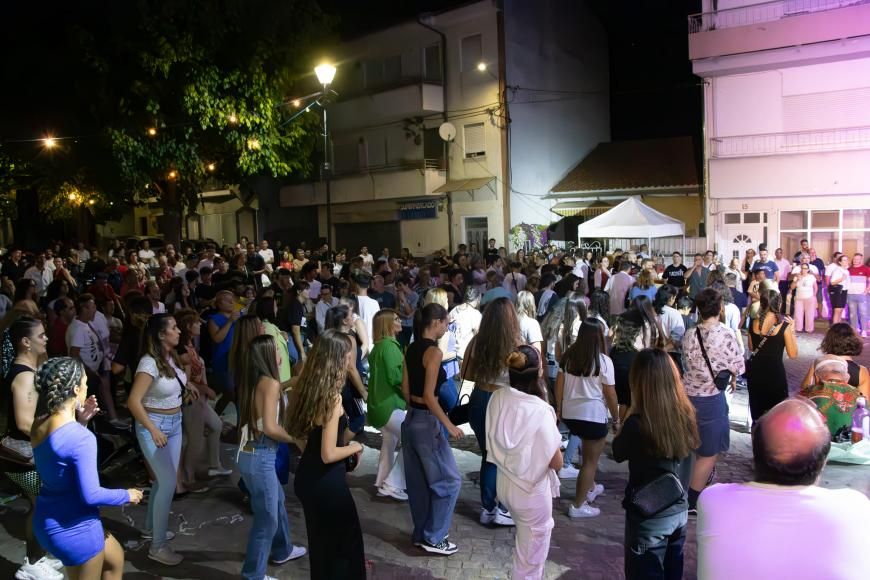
[463,216,488,253]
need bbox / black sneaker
[420,539,458,555]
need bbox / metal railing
[605,237,709,257]
[332,158,445,177]
[710,125,870,157]
[688,0,869,34]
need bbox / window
[461,34,482,72]
[811,210,839,229]
[780,208,870,263]
[423,44,442,82]
[743,212,761,224]
[781,210,807,230]
[463,123,486,158]
[724,213,741,224]
[844,209,870,229]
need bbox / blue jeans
[401,407,461,545]
[238,436,294,580]
[847,293,868,334]
[437,377,458,439]
[135,411,182,550]
[238,442,291,495]
[624,511,688,580]
[469,388,505,512]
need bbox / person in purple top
[31,357,143,578]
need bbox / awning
[550,199,614,217]
[433,177,494,193]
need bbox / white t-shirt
[66,319,104,373]
[152,301,166,314]
[697,482,870,580]
[560,353,615,423]
[136,354,186,410]
[502,272,527,297]
[519,315,544,346]
[138,249,156,265]
[791,264,819,277]
[794,275,817,300]
[308,279,322,300]
[356,295,381,353]
[658,305,686,344]
[449,304,482,359]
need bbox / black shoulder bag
[628,459,686,518]
[746,322,779,378]
[696,327,732,391]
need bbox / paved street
[2,330,869,579]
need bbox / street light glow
[314,63,336,86]
[147,127,157,136]
[88,199,96,205]
[292,99,301,108]
[227,113,239,124]
[247,138,261,150]
[168,170,177,179]
[207,162,216,172]
[43,137,57,149]
[477,62,487,72]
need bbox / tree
[0,0,334,243]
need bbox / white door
[722,225,763,263]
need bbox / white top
[136,354,186,410]
[560,353,615,423]
[314,297,338,333]
[449,303,482,359]
[697,482,870,580]
[794,275,817,300]
[66,319,104,373]
[723,303,744,354]
[258,248,274,265]
[308,279,322,300]
[356,295,381,353]
[519,315,544,346]
[24,266,53,297]
[502,272,527,297]
[485,387,561,496]
[827,264,850,287]
[138,248,156,265]
[152,301,166,314]
[791,264,819,277]
[658,305,686,344]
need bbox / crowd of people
[1,234,869,580]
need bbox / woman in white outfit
[486,345,562,579]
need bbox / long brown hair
[466,297,520,383]
[237,335,283,437]
[562,317,605,377]
[230,315,263,385]
[628,349,699,459]
[285,330,352,438]
[140,314,181,377]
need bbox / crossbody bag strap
[695,327,716,382]
[749,322,780,359]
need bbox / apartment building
[275,0,608,255]
[689,0,870,262]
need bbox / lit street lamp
[315,62,336,249]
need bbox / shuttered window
[463,122,485,158]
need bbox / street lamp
[315,63,336,249]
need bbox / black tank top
[405,338,446,408]
[3,364,35,441]
[847,360,861,388]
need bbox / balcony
[688,0,870,61]
[279,159,447,208]
[710,125,870,157]
[329,81,444,131]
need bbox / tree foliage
[0,0,334,218]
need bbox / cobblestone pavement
[2,331,869,579]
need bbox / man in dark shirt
[663,252,687,288]
[369,274,396,309]
[245,243,266,288]
[441,269,465,308]
[485,238,500,266]
[195,266,218,303]
[751,246,778,280]
[83,249,107,278]
[2,249,27,284]
[318,262,341,296]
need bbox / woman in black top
[612,349,699,580]
[287,330,366,579]
[401,303,463,556]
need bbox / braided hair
[35,357,86,415]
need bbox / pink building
[689,0,870,262]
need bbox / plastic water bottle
[852,397,870,444]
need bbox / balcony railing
[689,0,869,33]
[332,158,445,177]
[710,126,870,157]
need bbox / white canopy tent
[577,196,685,253]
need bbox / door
[722,225,763,262]
[464,216,488,252]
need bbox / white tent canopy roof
[576,196,685,239]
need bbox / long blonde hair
[629,349,699,459]
[423,287,448,309]
[285,330,352,438]
[372,309,398,343]
[516,290,536,319]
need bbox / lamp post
[315,63,337,249]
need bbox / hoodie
[485,386,561,496]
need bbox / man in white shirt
[353,271,380,353]
[258,239,274,273]
[697,398,870,580]
[502,262,527,299]
[138,240,156,267]
[449,287,482,361]
[75,242,91,262]
[24,253,53,297]
[359,246,374,272]
[314,285,339,333]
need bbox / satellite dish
[438,122,457,142]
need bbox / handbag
[0,435,34,467]
[695,327,732,391]
[448,393,471,425]
[746,321,779,376]
[629,467,685,518]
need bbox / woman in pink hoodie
[485,345,563,579]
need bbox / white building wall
[503,0,610,231]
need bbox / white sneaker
[586,483,605,503]
[207,466,232,477]
[148,544,183,566]
[141,529,176,540]
[271,545,307,564]
[560,438,568,450]
[35,556,63,571]
[15,559,64,580]
[479,507,496,525]
[377,485,409,501]
[494,508,515,526]
[568,501,601,518]
[558,465,580,479]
